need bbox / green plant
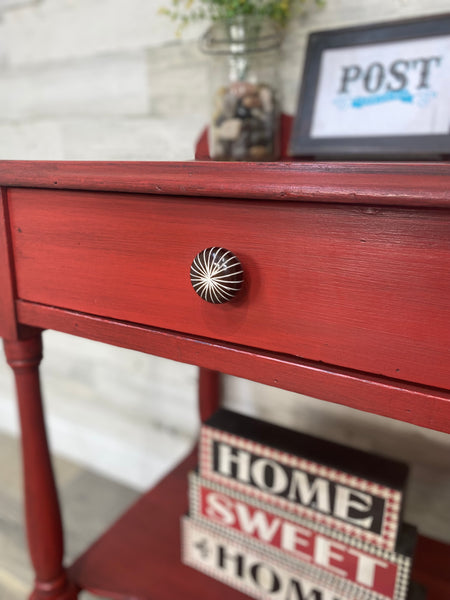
[160,0,324,29]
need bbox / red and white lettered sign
[189,473,414,600]
[200,410,407,551]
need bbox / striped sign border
[189,472,413,600]
[200,426,402,551]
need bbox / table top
[1,160,450,433]
[0,160,450,206]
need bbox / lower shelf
[68,450,450,600]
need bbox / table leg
[4,333,78,600]
[199,367,220,422]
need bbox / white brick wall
[0,0,449,544]
[0,0,202,67]
[0,52,150,120]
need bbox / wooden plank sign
[199,410,409,550]
[188,473,416,600]
[182,517,423,600]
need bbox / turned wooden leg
[4,333,78,600]
[199,367,221,422]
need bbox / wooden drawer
[9,187,450,390]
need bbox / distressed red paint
[0,160,448,599]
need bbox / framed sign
[290,14,450,158]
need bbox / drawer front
[9,188,450,390]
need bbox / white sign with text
[311,34,450,138]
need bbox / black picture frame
[289,14,450,159]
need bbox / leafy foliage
[160,0,325,28]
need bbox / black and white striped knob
[190,247,244,304]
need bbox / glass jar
[200,16,282,161]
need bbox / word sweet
[199,485,401,598]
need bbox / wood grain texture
[1,160,450,599]
[68,449,449,600]
[199,368,221,423]
[3,334,78,600]
[0,160,450,207]
[8,187,450,391]
[16,301,450,433]
[0,187,19,339]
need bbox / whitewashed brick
[0,330,199,490]
[2,0,449,68]
[295,0,450,32]
[0,0,204,67]
[40,333,199,489]
[0,0,34,11]
[46,409,194,490]
[0,119,63,158]
[0,115,205,160]
[0,51,149,121]
[147,42,209,117]
[280,35,307,115]
[60,115,205,160]
[42,332,199,439]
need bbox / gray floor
[0,432,139,600]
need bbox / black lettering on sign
[387,59,409,92]
[285,579,323,600]
[338,65,361,94]
[337,54,443,94]
[413,56,441,89]
[212,441,385,534]
[218,544,244,578]
[363,62,385,93]
[250,563,282,594]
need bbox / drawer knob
[190,247,244,304]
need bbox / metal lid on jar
[200,16,282,55]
